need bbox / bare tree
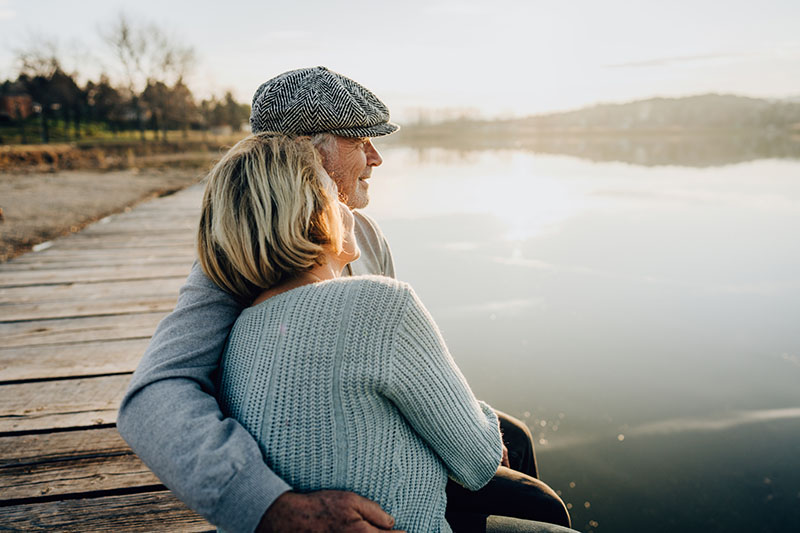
[15,34,92,82]
[101,13,196,140]
[14,36,88,142]
[14,38,60,91]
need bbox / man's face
[320,136,383,210]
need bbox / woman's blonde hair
[197,132,344,304]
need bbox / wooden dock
[0,185,215,531]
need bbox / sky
[1,0,799,121]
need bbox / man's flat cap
[250,66,399,138]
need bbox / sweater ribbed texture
[219,276,502,533]
[117,211,394,533]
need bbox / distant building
[0,94,34,121]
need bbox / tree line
[507,94,800,132]
[0,14,250,144]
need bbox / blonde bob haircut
[197,132,344,305]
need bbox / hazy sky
[2,0,799,121]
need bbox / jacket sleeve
[383,286,502,490]
[117,262,291,533]
[380,229,396,279]
[352,210,396,278]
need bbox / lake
[365,145,800,533]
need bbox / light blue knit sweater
[219,276,502,533]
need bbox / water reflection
[543,419,800,532]
[366,146,800,533]
[628,407,800,436]
[384,132,800,168]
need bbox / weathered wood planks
[1,277,184,304]
[0,426,130,467]
[0,491,213,531]
[0,374,129,433]
[1,449,156,501]
[0,184,215,531]
[0,264,192,288]
[0,253,194,271]
[0,312,165,347]
[0,291,180,322]
[0,338,149,381]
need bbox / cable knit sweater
[218,276,503,533]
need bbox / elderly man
[118,67,573,533]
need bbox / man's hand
[256,490,404,533]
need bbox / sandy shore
[0,166,207,262]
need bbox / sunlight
[369,149,589,240]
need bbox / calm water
[365,146,800,533]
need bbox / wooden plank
[94,201,199,212]
[1,451,156,501]
[0,312,165,347]
[0,491,213,532]
[66,229,195,240]
[71,209,196,223]
[8,245,194,262]
[3,255,195,272]
[55,231,193,242]
[0,277,183,305]
[10,248,193,263]
[105,200,200,210]
[20,236,195,249]
[0,374,130,433]
[112,201,201,212]
[1,302,174,323]
[8,245,189,256]
[93,213,199,222]
[0,264,191,288]
[79,217,198,230]
[82,211,199,223]
[83,211,198,223]
[0,427,129,467]
[0,295,178,322]
[17,238,196,253]
[0,338,149,381]
[0,255,193,271]
[76,215,199,232]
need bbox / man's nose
[365,140,383,167]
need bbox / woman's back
[220,276,502,533]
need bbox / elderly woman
[196,132,504,533]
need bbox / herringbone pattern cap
[250,66,399,138]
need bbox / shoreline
[0,139,238,173]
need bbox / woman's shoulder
[242,276,417,320]
[341,275,412,297]
[330,275,417,313]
